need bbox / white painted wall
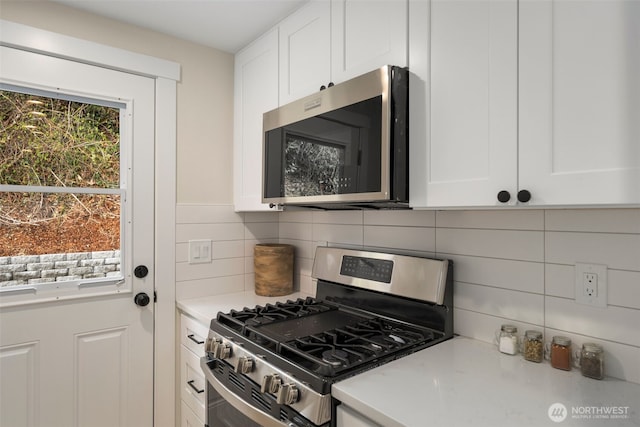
[0,0,234,204]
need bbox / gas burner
[322,349,348,366]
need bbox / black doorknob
[517,189,531,203]
[134,292,150,307]
[134,265,148,278]
[497,190,511,203]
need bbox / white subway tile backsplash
[363,225,436,252]
[436,209,544,230]
[545,209,640,233]
[546,265,640,310]
[279,221,313,241]
[176,223,245,242]
[453,308,541,345]
[454,282,544,326]
[446,255,544,294]
[437,228,544,262]
[176,257,244,281]
[175,275,245,300]
[176,204,243,224]
[175,204,640,383]
[545,232,640,271]
[312,223,363,246]
[364,210,435,227]
[244,222,279,240]
[244,211,280,223]
[545,296,640,347]
[312,210,363,225]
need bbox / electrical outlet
[575,263,607,308]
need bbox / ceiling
[51,0,308,53]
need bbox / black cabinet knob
[328,82,334,88]
[517,189,531,203]
[319,85,326,91]
[269,203,277,209]
[134,292,150,307]
[497,190,511,203]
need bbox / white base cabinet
[336,404,382,427]
[178,313,209,426]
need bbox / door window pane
[0,89,122,289]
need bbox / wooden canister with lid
[254,244,294,296]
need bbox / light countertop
[177,291,309,326]
[332,336,640,427]
[177,296,640,427]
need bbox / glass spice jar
[580,343,604,380]
[523,330,543,363]
[550,336,572,370]
[498,324,518,355]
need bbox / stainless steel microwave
[262,65,409,209]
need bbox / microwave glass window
[284,136,346,196]
[264,95,382,199]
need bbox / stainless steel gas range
[200,247,453,427]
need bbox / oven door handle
[200,357,294,427]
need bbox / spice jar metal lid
[552,336,571,346]
[583,343,603,353]
[501,324,517,333]
[525,330,543,340]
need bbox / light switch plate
[188,239,212,264]
[575,262,607,308]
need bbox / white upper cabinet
[409,0,517,207]
[519,0,640,206]
[233,28,280,212]
[279,0,331,105]
[280,0,408,104]
[410,0,640,208]
[331,0,408,83]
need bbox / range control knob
[260,373,282,394]
[204,337,218,354]
[212,340,232,360]
[276,383,300,405]
[235,356,254,374]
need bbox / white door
[0,46,154,427]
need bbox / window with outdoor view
[0,88,123,289]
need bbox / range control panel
[340,256,393,283]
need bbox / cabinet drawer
[180,345,206,420]
[181,400,204,427]
[180,314,208,355]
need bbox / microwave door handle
[200,357,291,427]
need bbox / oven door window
[207,382,262,427]
[264,95,382,200]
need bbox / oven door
[201,357,305,427]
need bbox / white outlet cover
[575,262,607,308]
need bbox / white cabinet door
[233,29,280,212]
[519,0,640,205]
[410,0,518,207]
[279,0,331,104]
[331,0,408,83]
